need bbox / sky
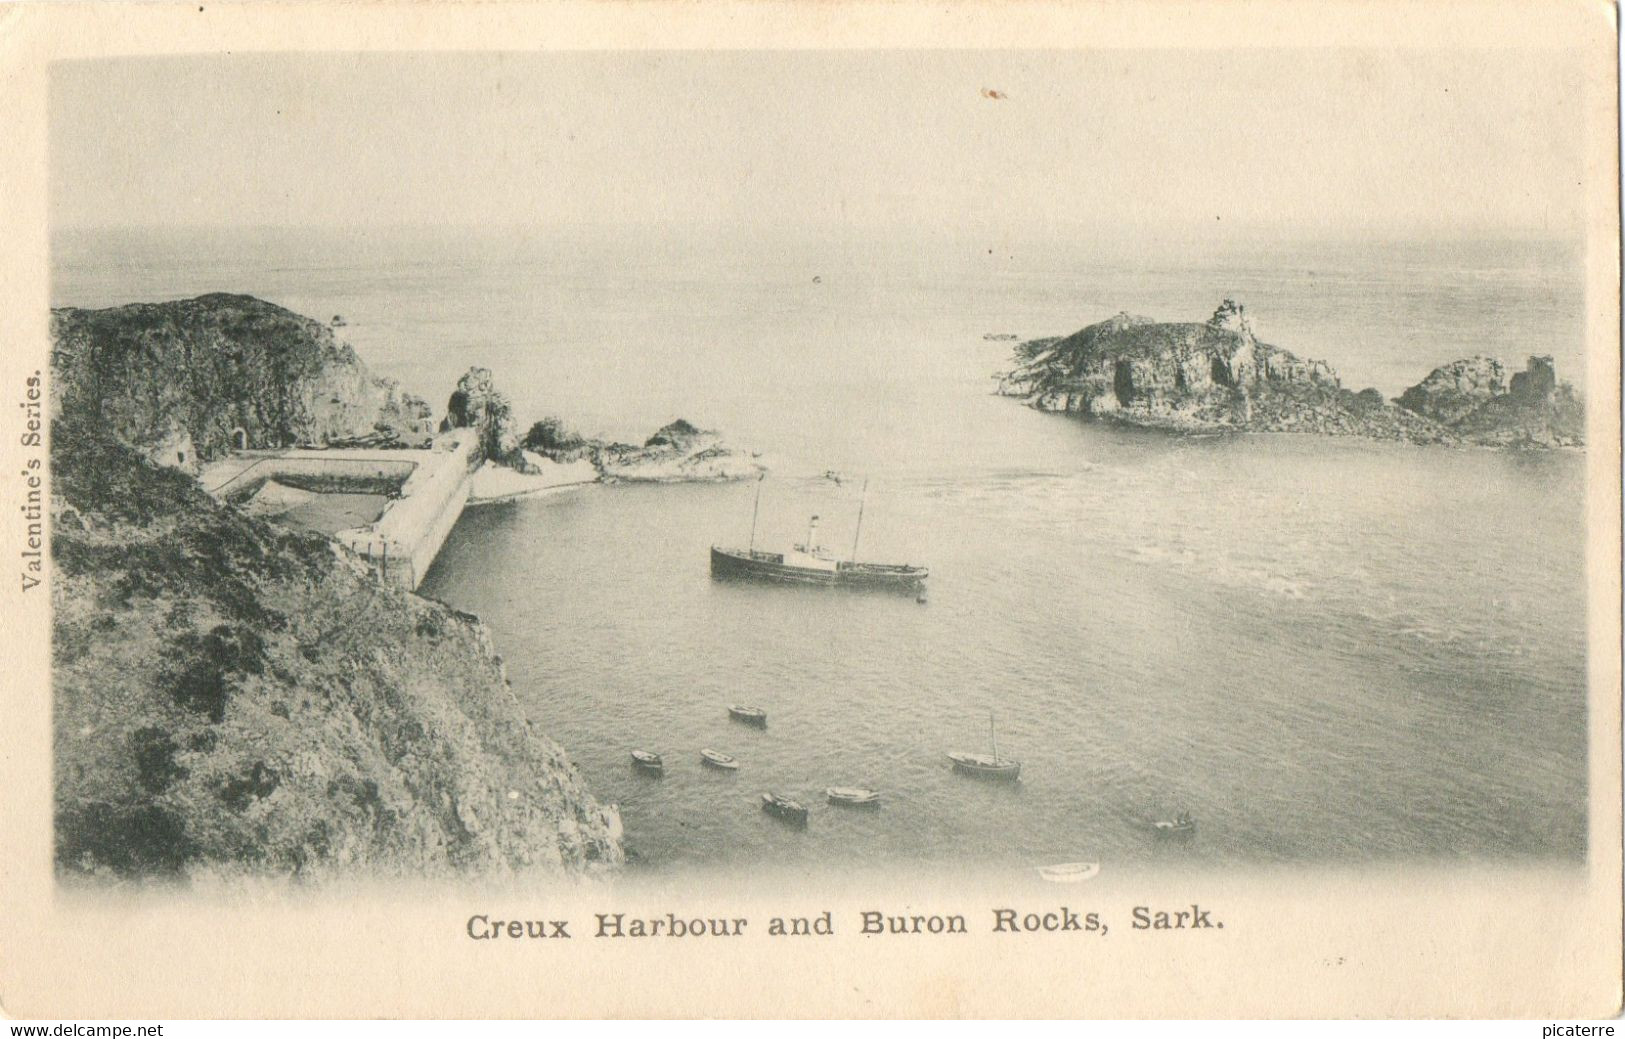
[49,49,1589,240]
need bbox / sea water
[53,226,1589,871]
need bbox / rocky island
[47,294,639,883]
[995,300,1583,448]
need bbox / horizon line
[47,219,1587,245]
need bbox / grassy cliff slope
[52,415,622,882]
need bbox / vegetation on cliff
[996,300,1583,447]
[48,296,625,883]
[50,294,433,469]
[522,415,598,462]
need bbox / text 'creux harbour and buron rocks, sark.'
[466,904,1223,940]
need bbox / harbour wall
[343,435,477,589]
[215,457,419,499]
[200,432,479,590]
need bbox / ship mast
[748,473,765,555]
[850,478,869,562]
[989,711,998,761]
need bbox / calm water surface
[55,227,1589,871]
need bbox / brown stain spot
[980,88,1008,101]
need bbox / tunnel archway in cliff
[1113,360,1135,408]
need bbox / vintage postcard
[0,0,1619,1021]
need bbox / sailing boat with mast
[709,475,928,591]
[947,711,1022,781]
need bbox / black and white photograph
[1,0,1619,1022]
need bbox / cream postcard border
[0,0,1618,1020]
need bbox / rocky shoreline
[47,291,770,884]
[49,288,1581,883]
[521,415,765,483]
[47,294,646,884]
[994,300,1584,449]
[50,294,438,471]
[52,415,625,882]
[442,367,765,503]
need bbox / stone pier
[200,430,479,589]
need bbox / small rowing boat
[630,750,664,774]
[700,749,739,771]
[761,792,809,826]
[825,786,881,808]
[727,705,768,727]
[1036,862,1100,883]
[1152,813,1196,840]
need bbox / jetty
[199,430,479,589]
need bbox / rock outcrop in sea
[48,295,624,883]
[1396,354,1584,447]
[524,416,765,482]
[448,372,764,500]
[50,294,434,471]
[995,300,1583,447]
[441,366,522,465]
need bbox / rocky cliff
[441,366,521,465]
[1396,355,1583,447]
[47,296,624,883]
[51,414,623,882]
[50,294,433,472]
[996,300,1583,447]
[524,416,765,482]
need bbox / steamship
[709,483,928,592]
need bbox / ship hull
[710,546,927,591]
[947,752,1022,781]
[762,793,810,826]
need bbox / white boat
[826,786,881,808]
[1152,813,1196,840]
[1036,862,1100,883]
[630,749,664,773]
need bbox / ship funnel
[806,515,820,552]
